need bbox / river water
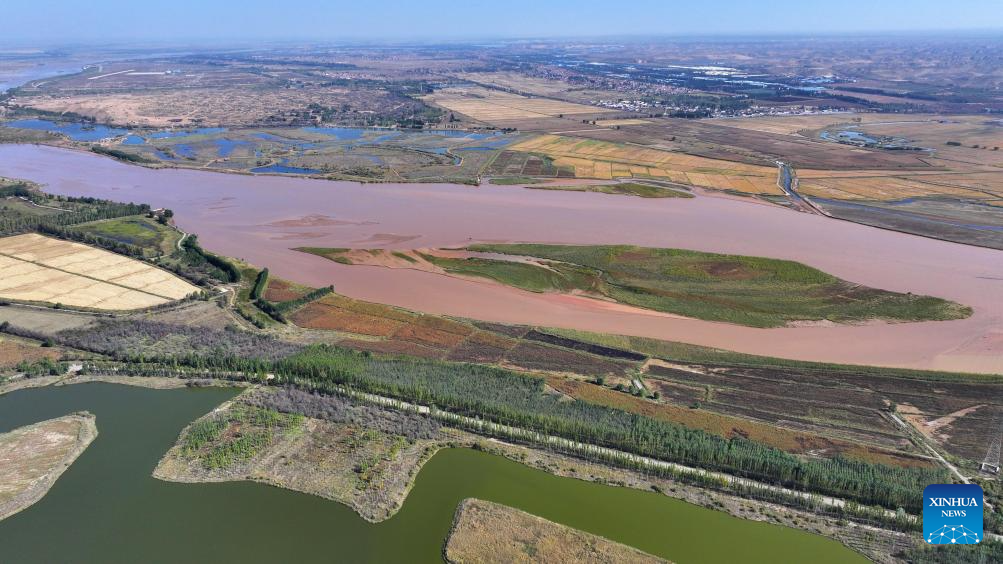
[1,144,1001,373]
[0,384,862,563]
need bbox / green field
[428,244,971,328]
[0,196,66,217]
[75,215,180,256]
[526,182,694,198]
[488,177,545,185]
[179,402,302,470]
[421,253,570,292]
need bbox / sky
[2,0,1002,43]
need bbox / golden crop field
[454,72,577,97]
[0,234,198,310]
[798,169,1003,202]
[423,87,615,122]
[699,113,1003,201]
[798,175,989,201]
[595,118,652,126]
[510,134,781,194]
[703,113,895,135]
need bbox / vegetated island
[153,387,460,523]
[445,498,667,564]
[296,244,971,328]
[488,177,692,198]
[0,412,98,521]
[524,181,694,198]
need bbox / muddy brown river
[2,144,1001,373]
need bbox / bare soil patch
[0,412,97,521]
[445,498,666,564]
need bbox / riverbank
[3,144,1000,373]
[0,412,97,521]
[0,373,244,396]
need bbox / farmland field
[423,86,615,125]
[525,181,694,198]
[0,233,198,310]
[0,337,61,371]
[508,135,781,193]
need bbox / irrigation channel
[0,383,864,563]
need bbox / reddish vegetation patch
[290,294,421,336]
[698,260,757,280]
[338,338,445,360]
[504,343,634,377]
[0,339,61,369]
[412,315,476,336]
[291,303,405,336]
[392,324,469,349]
[472,322,530,339]
[466,330,519,350]
[322,295,417,323]
[263,278,311,303]
[446,342,509,363]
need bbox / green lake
[0,383,865,563]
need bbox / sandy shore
[445,498,666,563]
[0,412,97,521]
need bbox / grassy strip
[271,285,335,315]
[452,244,971,328]
[232,264,276,328]
[250,268,270,301]
[73,215,178,256]
[391,251,417,264]
[420,253,572,293]
[181,235,240,283]
[488,177,545,185]
[295,247,353,264]
[0,189,150,237]
[90,146,156,164]
[538,326,1003,383]
[526,182,694,198]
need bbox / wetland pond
[0,384,863,563]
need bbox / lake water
[0,384,862,563]
[4,119,129,142]
[251,158,321,174]
[214,138,252,158]
[1,121,513,161]
[3,120,225,144]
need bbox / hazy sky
[3,0,1002,43]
